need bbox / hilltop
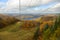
[0,14,20,28]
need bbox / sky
[0,0,60,14]
[0,0,19,13]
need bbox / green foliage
[43,24,49,32]
[33,27,40,40]
[42,15,60,40]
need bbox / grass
[0,22,38,40]
[0,15,60,40]
[0,22,21,32]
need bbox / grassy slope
[0,22,38,40]
[0,14,19,28]
[33,15,60,40]
[41,16,60,40]
[0,14,59,40]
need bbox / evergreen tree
[33,27,40,40]
[58,16,60,26]
[54,19,58,30]
[42,24,49,32]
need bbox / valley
[0,14,60,40]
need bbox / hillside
[0,19,39,40]
[0,14,60,40]
[0,14,20,28]
[0,14,40,40]
[34,15,60,40]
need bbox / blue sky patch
[0,0,8,2]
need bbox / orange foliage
[20,20,40,29]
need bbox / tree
[42,24,49,32]
[33,27,40,40]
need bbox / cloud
[20,0,53,13]
[20,0,60,14]
[5,0,19,13]
[6,0,19,10]
[43,3,60,13]
[0,0,19,13]
[0,0,60,13]
[21,0,52,7]
[53,0,60,2]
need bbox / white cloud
[20,0,60,13]
[5,0,19,13]
[0,0,19,13]
[52,3,60,8]
[0,0,60,13]
[20,0,53,14]
[21,0,52,7]
[6,0,19,10]
[41,0,52,4]
[43,3,60,13]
